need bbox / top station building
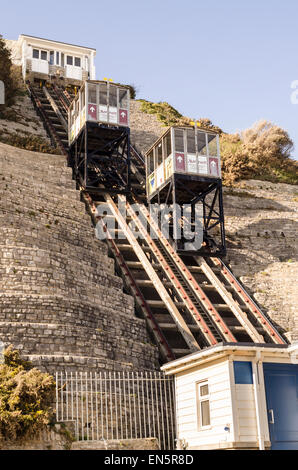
[6,34,96,86]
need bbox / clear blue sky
[2,0,298,158]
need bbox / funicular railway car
[145,125,225,256]
[68,80,131,194]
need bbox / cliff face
[223,180,298,342]
[0,142,159,373]
[129,102,298,343]
[130,100,168,153]
[0,98,296,372]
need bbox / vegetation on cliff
[221,121,297,185]
[0,346,55,441]
[0,35,19,111]
[0,132,59,154]
[139,99,298,186]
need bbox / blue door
[263,363,298,450]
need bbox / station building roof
[19,34,96,52]
[161,342,298,375]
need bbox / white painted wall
[234,384,258,442]
[175,358,234,449]
[65,65,82,81]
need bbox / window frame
[32,49,39,59]
[49,50,54,65]
[40,50,48,61]
[196,380,211,430]
[74,56,81,67]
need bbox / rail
[55,370,176,450]
[28,83,287,362]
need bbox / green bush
[0,132,59,154]
[0,346,55,441]
[220,121,298,186]
[0,35,18,111]
[138,99,223,133]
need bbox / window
[197,131,207,155]
[49,51,54,65]
[56,51,60,65]
[147,150,154,174]
[81,85,85,108]
[174,129,184,153]
[207,134,218,157]
[67,55,73,66]
[164,133,172,158]
[74,57,81,67]
[186,129,196,154]
[119,88,128,109]
[40,50,47,61]
[32,49,39,59]
[88,83,97,104]
[61,53,64,67]
[109,85,117,107]
[157,142,163,165]
[99,83,107,105]
[196,381,211,429]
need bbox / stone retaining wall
[0,142,159,372]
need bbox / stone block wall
[129,100,168,153]
[223,180,298,342]
[0,424,74,450]
[129,101,298,343]
[0,142,159,373]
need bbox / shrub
[0,35,18,112]
[0,132,59,154]
[220,121,298,185]
[0,346,55,441]
[138,99,223,130]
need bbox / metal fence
[55,371,176,450]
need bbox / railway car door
[263,363,298,450]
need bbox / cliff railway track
[27,82,288,363]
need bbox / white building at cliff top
[6,34,96,84]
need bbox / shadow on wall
[130,130,163,154]
[223,192,292,213]
[229,217,298,268]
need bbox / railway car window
[40,51,47,61]
[74,99,79,118]
[81,86,85,108]
[74,57,81,67]
[109,85,117,107]
[148,150,154,174]
[49,51,54,65]
[197,132,207,155]
[174,129,184,153]
[88,83,97,104]
[70,104,75,124]
[99,83,107,105]
[164,133,172,158]
[207,134,217,157]
[32,49,39,59]
[186,129,196,154]
[157,142,163,165]
[67,56,73,66]
[119,88,128,109]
